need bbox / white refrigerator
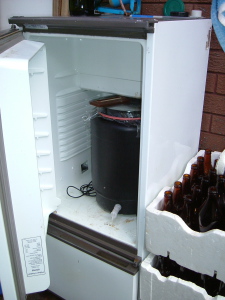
[0,16,211,300]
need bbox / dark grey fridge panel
[48,213,141,275]
[0,29,23,53]
[8,16,155,38]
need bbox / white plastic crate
[140,253,224,300]
[146,150,225,282]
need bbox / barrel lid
[106,104,141,114]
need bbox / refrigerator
[0,16,211,300]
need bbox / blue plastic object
[0,283,2,295]
[95,0,141,15]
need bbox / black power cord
[66,181,96,198]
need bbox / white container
[146,150,225,282]
[140,253,224,300]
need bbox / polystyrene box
[140,253,224,300]
[145,150,225,282]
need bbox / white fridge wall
[0,0,53,30]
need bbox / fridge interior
[25,32,145,249]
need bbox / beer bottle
[214,158,218,168]
[209,167,217,187]
[154,255,171,277]
[154,255,179,278]
[199,186,219,232]
[180,194,192,228]
[197,156,204,176]
[178,266,194,282]
[217,175,225,198]
[162,190,174,212]
[204,149,212,176]
[219,282,225,296]
[190,164,199,187]
[200,175,210,203]
[182,174,191,196]
[216,175,225,230]
[192,184,202,209]
[204,273,222,297]
[172,181,183,215]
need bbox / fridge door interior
[0,37,59,295]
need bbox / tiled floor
[0,290,63,299]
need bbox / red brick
[217,74,225,95]
[183,0,211,3]
[201,113,211,132]
[185,4,194,14]
[141,3,164,15]
[141,0,164,3]
[192,4,211,18]
[208,50,225,73]
[205,72,217,93]
[199,132,225,151]
[203,93,225,115]
[211,115,225,135]
[210,29,223,50]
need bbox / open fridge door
[0,30,60,298]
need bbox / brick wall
[142,0,225,152]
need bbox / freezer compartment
[46,214,140,300]
[140,253,225,300]
[24,32,143,98]
[146,150,225,282]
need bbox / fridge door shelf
[146,150,225,283]
[140,253,225,300]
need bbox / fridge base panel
[46,235,138,300]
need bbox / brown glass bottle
[217,175,225,197]
[154,255,179,278]
[180,194,199,231]
[190,164,199,187]
[204,273,222,297]
[214,158,218,168]
[192,184,202,209]
[199,186,219,232]
[172,181,183,215]
[216,175,225,230]
[197,156,204,176]
[204,149,212,176]
[200,175,210,203]
[162,190,174,212]
[182,174,191,196]
[209,167,217,187]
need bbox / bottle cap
[191,10,202,17]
